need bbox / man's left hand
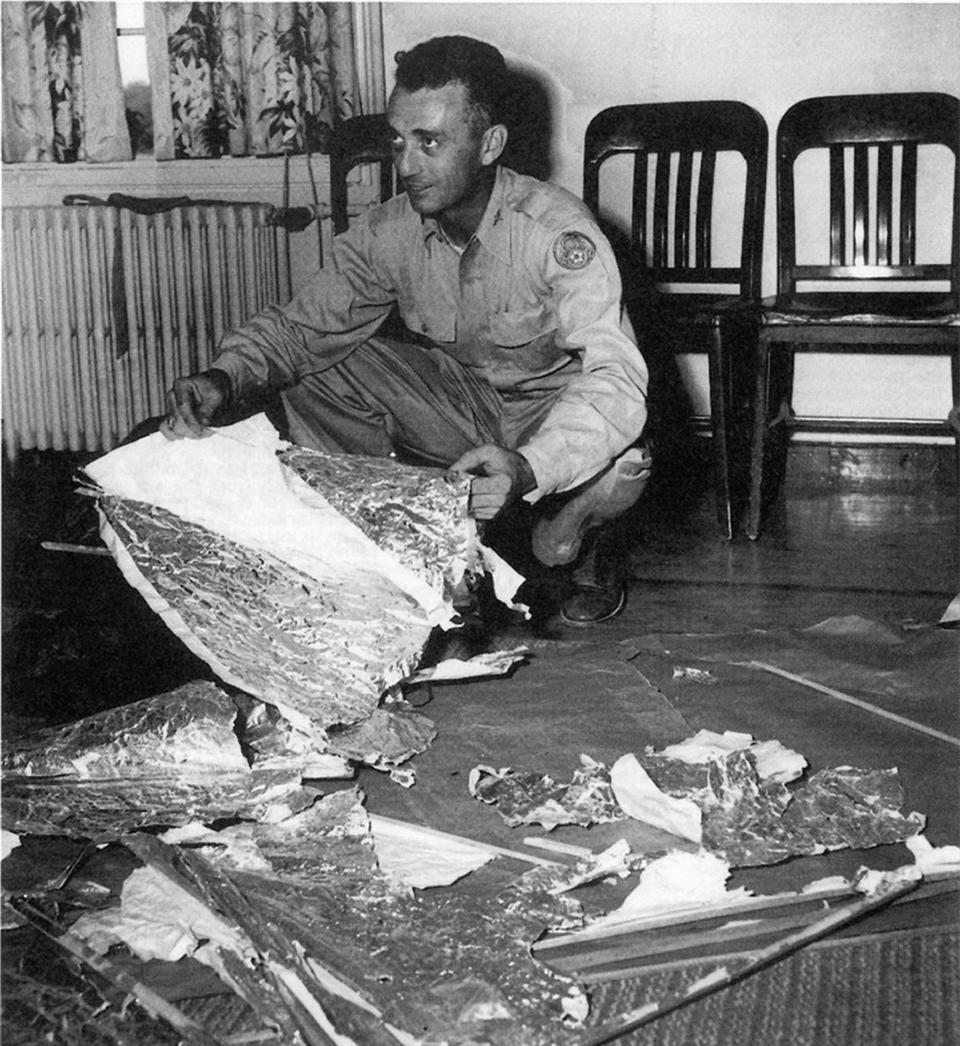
[449,445,536,520]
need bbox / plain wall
[382,2,960,430]
[3,3,957,432]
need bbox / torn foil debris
[471,739,927,870]
[655,729,807,784]
[0,682,321,838]
[73,794,587,1044]
[370,817,495,890]
[1,680,248,779]
[610,753,703,844]
[469,755,623,830]
[589,850,754,927]
[85,416,528,744]
[635,743,926,866]
[326,708,438,772]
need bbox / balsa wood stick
[41,541,111,557]
[740,660,960,748]
[368,813,563,868]
[522,836,595,859]
[15,900,227,1046]
[582,876,919,1046]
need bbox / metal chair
[747,92,960,540]
[329,114,396,235]
[583,102,768,538]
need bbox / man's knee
[531,444,653,566]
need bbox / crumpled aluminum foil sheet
[1,681,320,838]
[98,494,434,732]
[85,418,514,738]
[279,445,472,603]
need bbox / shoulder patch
[553,231,596,270]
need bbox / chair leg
[746,335,771,540]
[951,340,960,557]
[707,320,733,539]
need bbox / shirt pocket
[486,292,552,347]
[399,299,456,343]
[398,264,457,343]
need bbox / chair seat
[760,292,959,327]
[628,292,757,329]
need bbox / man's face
[387,82,490,218]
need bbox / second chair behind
[583,101,768,537]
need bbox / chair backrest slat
[674,150,693,268]
[631,153,648,265]
[696,151,717,269]
[876,144,894,266]
[900,141,919,267]
[584,101,768,300]
[777,92,958,296]
[653,152,671,269]
[852,143,870,267]
[829,146,845,265]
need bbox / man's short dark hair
[394,36,508,132]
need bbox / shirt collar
[418,166,514,264]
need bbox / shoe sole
[558,586,627,628]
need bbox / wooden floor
[355,443,959,888]
[2,441,958,1043]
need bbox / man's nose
[393,142,419,179]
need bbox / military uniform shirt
[213,165,648,500]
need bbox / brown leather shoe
[559,528,626,627]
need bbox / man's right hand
[161,369,232,440]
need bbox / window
[117,1,152,156]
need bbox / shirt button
[421,323,429,332]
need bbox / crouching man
[162,35,651,625]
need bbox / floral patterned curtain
[1,2,132,163]
[146,2,362,160]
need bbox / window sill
[0,153,386,210]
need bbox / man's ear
[479,123,507,167]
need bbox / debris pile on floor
[470,730,926,867]
[3,791,589,1046]
[83,415,526,748]
[3,430,957,1045]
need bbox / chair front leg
[707,317,734,539]
[746,332,772,540]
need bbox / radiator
[2,203,292,459]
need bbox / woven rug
[587,926,959,1046]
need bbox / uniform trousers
[281,336,652,567]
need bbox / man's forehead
[387,82,471,128]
